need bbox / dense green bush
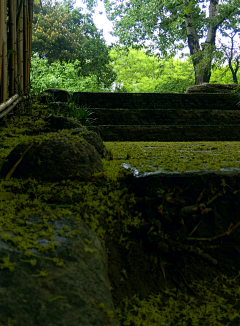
[30,54,112,94]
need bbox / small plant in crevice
[68,103,94,126]
[64,96,97,127]
[230,84,240,107]
[234,85,240,107]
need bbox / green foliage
[30,47,237,96]
[110,48,162,92]
[94,0,188,53]
[210,64,240,84]
[30,54,113,94]
[32,0,116,87]
[154,56,195,93]
[110,48,194,93]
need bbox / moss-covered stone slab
[125,168,240,197]
[103,141,240,174]
[0,134,103,182]
[0,212,120,326]
[41,88,71,103]
[186,83,239,94]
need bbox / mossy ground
[0,97,240,325]
[104,141,240,175]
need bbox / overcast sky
[74,0,117,45]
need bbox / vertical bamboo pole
[1,0,8,102]
[17,0,24,94]
[1,0,34,103]
[13,1,18,95]
[0,1,4,103]
[9,1,17,97]
[27,0,34,93]
[23,0,28,93]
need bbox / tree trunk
[228,34,239,84]
[184,0,219,85]
[229,58,239,84]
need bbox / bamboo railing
[0,0,34,112]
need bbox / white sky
[74,0,118,45]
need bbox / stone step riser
[92,125,240,141]
[90,109,240,126]
[71,92,240,141]
[73,92,239,110]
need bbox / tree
[83,0,240,85]
[214,16,240,84]
[32,0,116,87]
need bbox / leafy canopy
[84,0,240,55]
[83,0,240,84]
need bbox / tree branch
[215,7,240,29]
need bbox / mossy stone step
[90,109,240,126]
[73,92,239,110]
[92,125,240,141]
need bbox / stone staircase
[72,92,240,141]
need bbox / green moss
[0,110,140,262]
[115,282,240,325]
[1,99,240,325]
